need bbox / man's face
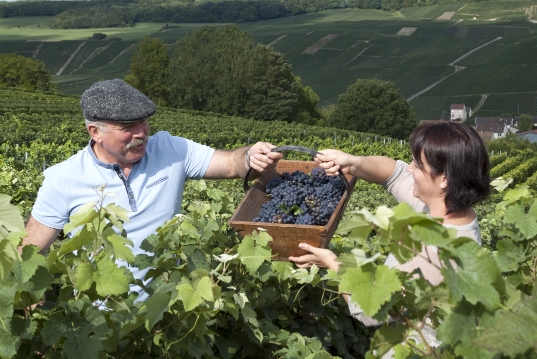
[91,119,150,167]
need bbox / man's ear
[87,124,103,143]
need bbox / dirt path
[473,94,488,112]
[266,35,287,47]
[340,46,371,68]
[109,43,136,63]
[406,37,502,101]
[302,34,339,55]
[70,43,112,74]
[56,41,86,76]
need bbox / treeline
[2,0,489,28]
[0,54,55,92]
[48,1,289,28]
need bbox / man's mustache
[126,135,149,150]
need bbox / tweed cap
[80,79,156,122]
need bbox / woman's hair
[410,122,490,215]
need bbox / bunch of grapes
[253,167,345,226]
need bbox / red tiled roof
[450,104,465,110]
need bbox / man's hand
[289,243,340,271]
[248,142,283,174]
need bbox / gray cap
[80,79,156,122]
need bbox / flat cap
[80,79,156,122]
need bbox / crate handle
[243,145,351,194]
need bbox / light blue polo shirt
[32,131,215,293]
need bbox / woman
[289,122,491,340]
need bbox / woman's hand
[315,149,356,176]
[289,243,340,271]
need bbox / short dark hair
[410,122,490,215]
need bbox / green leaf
[503,201,537,239]
[437,301,479,345]
[473,295,537,356]
[0,316,37,359]
[215,336,240,359]
[291,265,320,284]
[102,227,134,263]
[76,252,131,296]
[492,238,526,272]
[0,238,20,281]
[63,201,98,234]
[0,194,24,232]
[143,292,170,331]
[58,225,96,257]
[367,324,406,359]
[103,202,130,230]
[41,304,111,359]
[340,263,401,317]
[238,231,272,274]
[12,245,45,283]
[176,276,214,311]
[442,242,501,310]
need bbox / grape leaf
[176,276,214,311]
[63,201,98,234]
[340,263,401,317]
[76,252,131,296]
[58,225,95,257]
[41,305,111,359]
[0,239,20,281]
[473,295,537,356]
[503,201,537,240]
[0,316,37,359]
[102,227,134,263]
[492,238,526,272]
[442,242,501,310]
[0,194,24,233]
[238,232,272,274]
[143,292,170,331]
[12,245,46,283]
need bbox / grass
[3,4,537,120]
[0,17,165,41]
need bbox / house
[517,129,537,143]
[450,104,472,121]
[474,117,514,140]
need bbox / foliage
[327,78,416,140]
[519,113,533,133]
[124,37,170,107]
[1,175,537,357]
[0,181,370,358]
[487,133,537,154]
[89,32,107,40]
[0,54,54,92]
[167,26,320,122]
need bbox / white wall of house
[451,109,466,120]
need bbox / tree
[326,78,416,139]
[124,37,170,106]
[166,25,320,122]
[518,113,533,132]
[0,54,54,91]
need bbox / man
[22,79,282,297]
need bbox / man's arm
[21,215,61,254]
[203,142,283,179]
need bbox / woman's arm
[315,149,396,184]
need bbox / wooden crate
[229,160,357,261]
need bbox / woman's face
[407,152,446,205]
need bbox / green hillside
[2,3,537,120]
